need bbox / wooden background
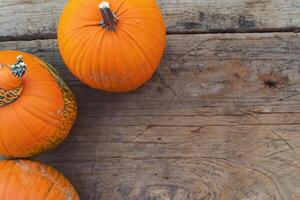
[1,0,300,199]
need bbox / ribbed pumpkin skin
[0,159,79,200]
[58,0,166,92]
[0,51,77,158]
[0,67,22,91]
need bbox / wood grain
[1,32,300,199]
[1,0,300,40]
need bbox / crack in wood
[239,110,298,155]
[1,28,300,43]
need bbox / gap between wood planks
[1,27,300,42]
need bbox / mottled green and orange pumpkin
[58,0,166,92]
[0,159,79,200]
[0,51,77,158]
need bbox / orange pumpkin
[58,0,166,92]
[0,159,79,200]
[0,51,77,158]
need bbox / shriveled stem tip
[10,55,26,78]
[99,1,110,9]
[99,1,118,31]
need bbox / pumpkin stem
[10,55,27,78]
[99,1,118,31]
[0,55,26,107]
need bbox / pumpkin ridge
[4,97,67,157]
[129,26,164,68]
[12,104,41,144]
[67,28,94,81]
[118,15,163,21]
[2,163,16,199]
[91,29,106,88]
[9,106,35,155]
[114,31,133,90]
[43,182,54,200]
[2,110,28,156]
[116,6,160,17]
[73,33,94,85]
[107,34,121,91]
[19,94,64,105]
[129,31,153,86]
[18,102,61,127]
[60,27,89,50]
[112,33,125,91]
[114,0,129,15]
[118,21,165,45]
[59,19,97,48]
[0,113,11,159]
[11,105,60,157]
[120,28,154,70]
[122,38,148,88]
[22,168,38,199]
[96,30,109,90]
[84,28,101,87]
[42,62,77,144]
[78,27,101,86]
[15,160,75,200]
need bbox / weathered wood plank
[1,32,300,199]
[1,0,300,40]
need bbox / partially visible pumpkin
[0,51,77,158]
[58,0,166,92]
[0,159,79,200]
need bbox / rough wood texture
[1,32,300,199]
[1,0,300,40]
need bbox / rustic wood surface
[1,0,300,40]
[1,32,300,199]
[1,0,300,200]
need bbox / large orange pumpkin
[0,159,79,200]
[58,0,166,92]
[0,51,77,158]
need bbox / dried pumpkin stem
[10,55,27,78]
[0,55,26,107]
[99,1,118,31]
